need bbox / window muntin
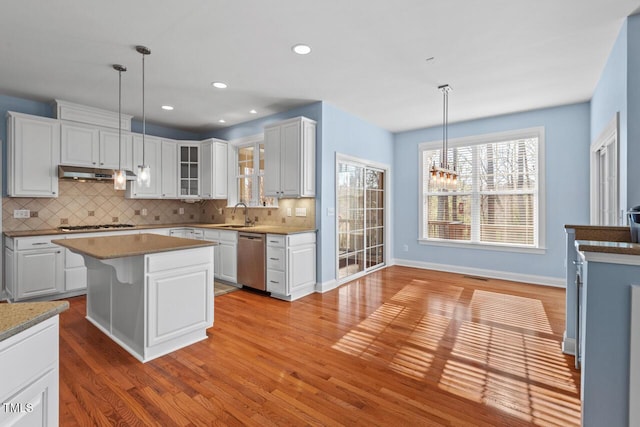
[236,141,275,207]
[421,130,542,249]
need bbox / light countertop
[5,223,316,238]
[52,233,216,259]
[0,301,69,342]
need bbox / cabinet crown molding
[54,99,133,131]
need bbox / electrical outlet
[13,209,30,219]
[179,208,184,215]
[287,208,292,217]
[327,207,335,217]
[141,208,148,216]
[295,207,307,217]
[403,244,409,252]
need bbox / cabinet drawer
[266,270,286,294]
[203,230,219,241]
[218,230,238,243]
[267,247,285,270]
[16,237,58,250]
[266,234,285,247]
[287,232,316,247]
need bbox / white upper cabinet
[60,122,132,170]
[162,140,178,198]
[264,116,316,198]
[200,138,228,199]
[126,134,162,198]
[7,112,60,198]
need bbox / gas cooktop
[57,224,136,232]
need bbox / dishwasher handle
[239,233,264,240]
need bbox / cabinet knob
[93,162,96,165]
[52,192,56,195]
[100,162,104,165]
[270,257,279,261]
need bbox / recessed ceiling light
[212,81,228,89]
[161,105,174,111]
[249,109,257,114]
[218,119,226,123]
[292,44,311,55]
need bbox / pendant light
[113,64,127,191]
[430,84,458,191]
[136,45,151,187]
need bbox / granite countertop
[4,223,316,238]
[576,239,640,256]
[565,224,632,243]
[0,301,69,342]
[52,233,216,259]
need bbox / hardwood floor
[58,266,581,426]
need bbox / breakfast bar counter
[53,233,216,363]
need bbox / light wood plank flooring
[59,266,581,426]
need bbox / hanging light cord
[117,65,124,172]
[441,85,449,169]
[141,49,145,165]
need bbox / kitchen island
[53,233,215,363]
[565,225,639,427]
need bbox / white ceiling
[1,0,638,134]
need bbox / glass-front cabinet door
[179,144,199,197]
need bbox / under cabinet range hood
[58,165,136,182]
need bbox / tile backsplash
[3,181,316,232]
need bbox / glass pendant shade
[137,164,151,187]
[114,170,127,190]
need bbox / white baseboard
[562,332,576,356]
[392,258,565,288]
[316,279,339,293]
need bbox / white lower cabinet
[203,229,237,283]
[0,316,60,427]
[4,236,64,301]
[267,232,316,301]
[5,230,140,301]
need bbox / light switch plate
[287,208,292,217]
[13,209,30,219]
[179,208,184,215]
[141,208,148,216]
[295,207,307,217]
[327,207,335,217]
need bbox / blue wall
[590,20,628,213]
[627,15,640,207]
[394,103,590,282]
[319,103,394,285]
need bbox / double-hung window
[233,137,276,207]
[419,127,545,250]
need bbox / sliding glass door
[337,159,385,281]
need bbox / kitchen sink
[216,224,248,229]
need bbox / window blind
[422,135,539,248]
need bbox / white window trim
[418,126,546,253]
[227,133,277,208]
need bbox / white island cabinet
[53,233,215,363]
[0,301,68,427]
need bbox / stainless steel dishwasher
[237,232,266,291]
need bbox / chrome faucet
[233,202,253,226]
